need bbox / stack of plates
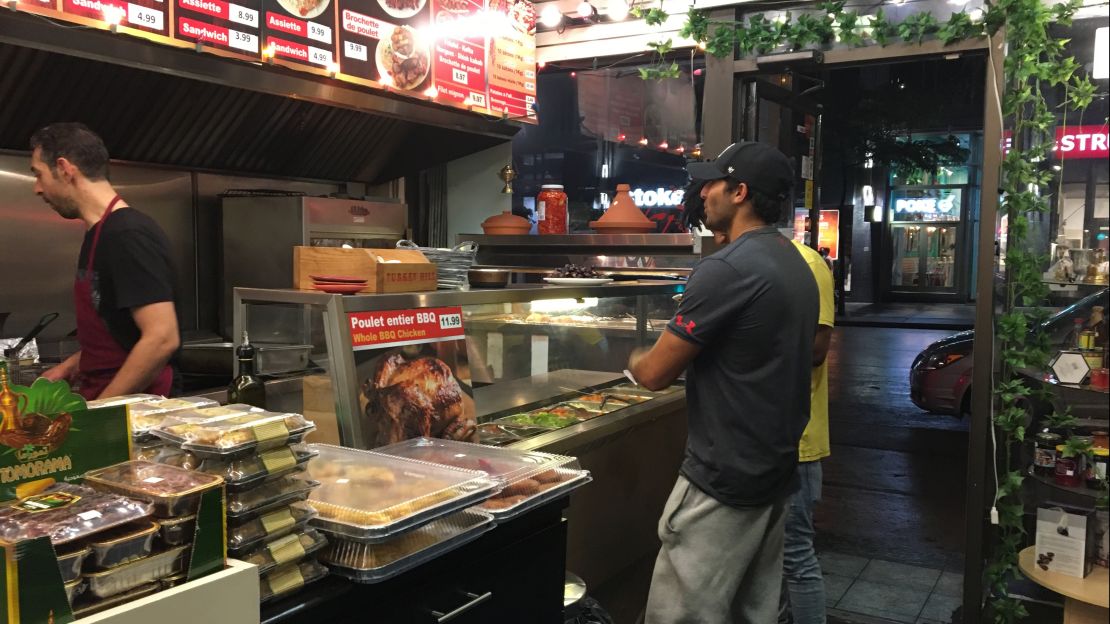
[310,275,367,295]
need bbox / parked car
[910,288,1108,416]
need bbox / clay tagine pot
[481,211,531,235]
[589,184,655,234]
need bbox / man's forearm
[42,350,82,382]
[98,337,174,398]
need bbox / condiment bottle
[228,332,266,409]
[537,185,568,235]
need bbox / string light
[540,5,562,28]
[576,1,594,19]
[606,0,629,21]
[327,62,340,77]
[380,74,394,87]
[658,141,669,150]
[424,86,439,98]
[103,5,125,31]
[638,137,649,146]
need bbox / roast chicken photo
[362,350,477,446]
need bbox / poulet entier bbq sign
[348,306,464,350]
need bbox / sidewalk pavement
[835,302,975,331]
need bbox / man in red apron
[30,123,179,400]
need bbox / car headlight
[922,351,966,370]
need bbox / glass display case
[231,282,686,452]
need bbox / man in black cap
[628,142,819,624]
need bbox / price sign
[129,4,164,30]
[229,28,258,52]
[439,312,462,330]
[348,306,466,351]
[229,3,258,27]
[307,21,331,44]
[308,46,332,66]
[344,40,367,61]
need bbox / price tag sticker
[260,447,297,474]
[128,4,164,30]
[142,477,165,484]
[439,313,462,330]
[308,46,333,66]
[228,3,258,28]
[452,68,468,84]
[307,22,331,44]
[469,93,486,108]
[266,566,305,596]
[78,511,103,521]
[229,29,259,53]
[344,40,367,62]
[252,420,290,449]
[260,508,295,536]
[268,534,307,565]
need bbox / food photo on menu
[357,340,477,446]
[376,24,430,90]
[277,0,331,18]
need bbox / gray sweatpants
[645,475,789,624]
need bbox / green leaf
[10,377,86,416]
[679,9,710,43]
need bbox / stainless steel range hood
[0,11,518,183]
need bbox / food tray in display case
[128,397,220,439]
[0,483,152,545]
[198,444,318,492]
[226,475,320,520]
[373,438,592,519]
[64,577,86,604]
[56,545,91,583]
[87,520,159,569]
[152,411,315,458]
[239,528,329,576]
[83,461,224,518]
[227,501,318,557]
[306,444,497,543]
[85,394,162,409]
[84,545,189,599]
[321,509,494,583]
[259,560,330,603]
[157,514,196,546]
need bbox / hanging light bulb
[606,0,629,21]
[577,1,594,19]
[540,5,562,28]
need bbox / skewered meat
[365,354,475,445]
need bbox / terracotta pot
[589,184,654,234]
[481,211,531,235]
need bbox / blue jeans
[779,460,825,624]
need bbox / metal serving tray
[306,444,497,543]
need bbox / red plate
[313,283,366,294]
[310,275,368,284]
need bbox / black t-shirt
[667,226,819,508]
[78,208,178,352]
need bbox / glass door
[887,186,965,296]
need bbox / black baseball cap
[686,141,795,199]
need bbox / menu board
[430,0,486,107]
[487,0,535,118]
[7,0,536,121]
[263,0,338,68]
[63,0,170,36]
[338,0,432,91]
[175,0,263,58]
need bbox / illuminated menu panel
[262,0,338,68]
[63,0,169,36]
[430,0,486,108]
[487,0,534,118]
[337,0,431,90]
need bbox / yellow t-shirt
[792,240,834,462]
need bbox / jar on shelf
[1086,448,1108,489]
[536,185,568,235]
[1054,445,1085,488]
[1033,432,1062,476]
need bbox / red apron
[75,197,173,400]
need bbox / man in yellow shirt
[781,240,834,624]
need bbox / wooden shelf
[1019,547,1109,608]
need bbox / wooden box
[293,246,437,294]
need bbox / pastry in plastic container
[321,509,494,583]
[84,545,189,599]
[88,520,159,569]
[227,502,317,557]
[73,582,161,618]
[64,578,86,604]
[153,411,315,458]
[0,483,151,545]
[198,444,317,493]
[239,529,329,575]
[129,397,219,439]
[226,475,320,520]
[56,545,91,583]
[131,439,166,462]
[259,560,329,603]
[83,460,224,518]
[152,445,200,470]
[157,514,196,546]
[306,444,496,543]
[85,394,163,410]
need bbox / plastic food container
[73,582,161,618]
[84,545,189,599]
[83,461,224,518]
[88,520,159,569]
[198,444,318,493]
[129,397,219,439]
[153,411,315,458]
[322,509,494,583]
[227,475,320,520]
[56,545,91,583]
[375,438,592,520]
[64,578,86,604]
[239,529,329,575]
[227,502,318,556]
[0,483,151,545]
[306,444,497,543]
[152,445,200,470]
[259,560,330,603]
[157,515,196,546]
[131,439,166,462]
[85,394,163,410]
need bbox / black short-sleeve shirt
[77,208,178,351]
[667,226,819,508]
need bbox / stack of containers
[149,406,327,603]
[71,461,223,616]
[85,394,219,466]
[305,444,500,583]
